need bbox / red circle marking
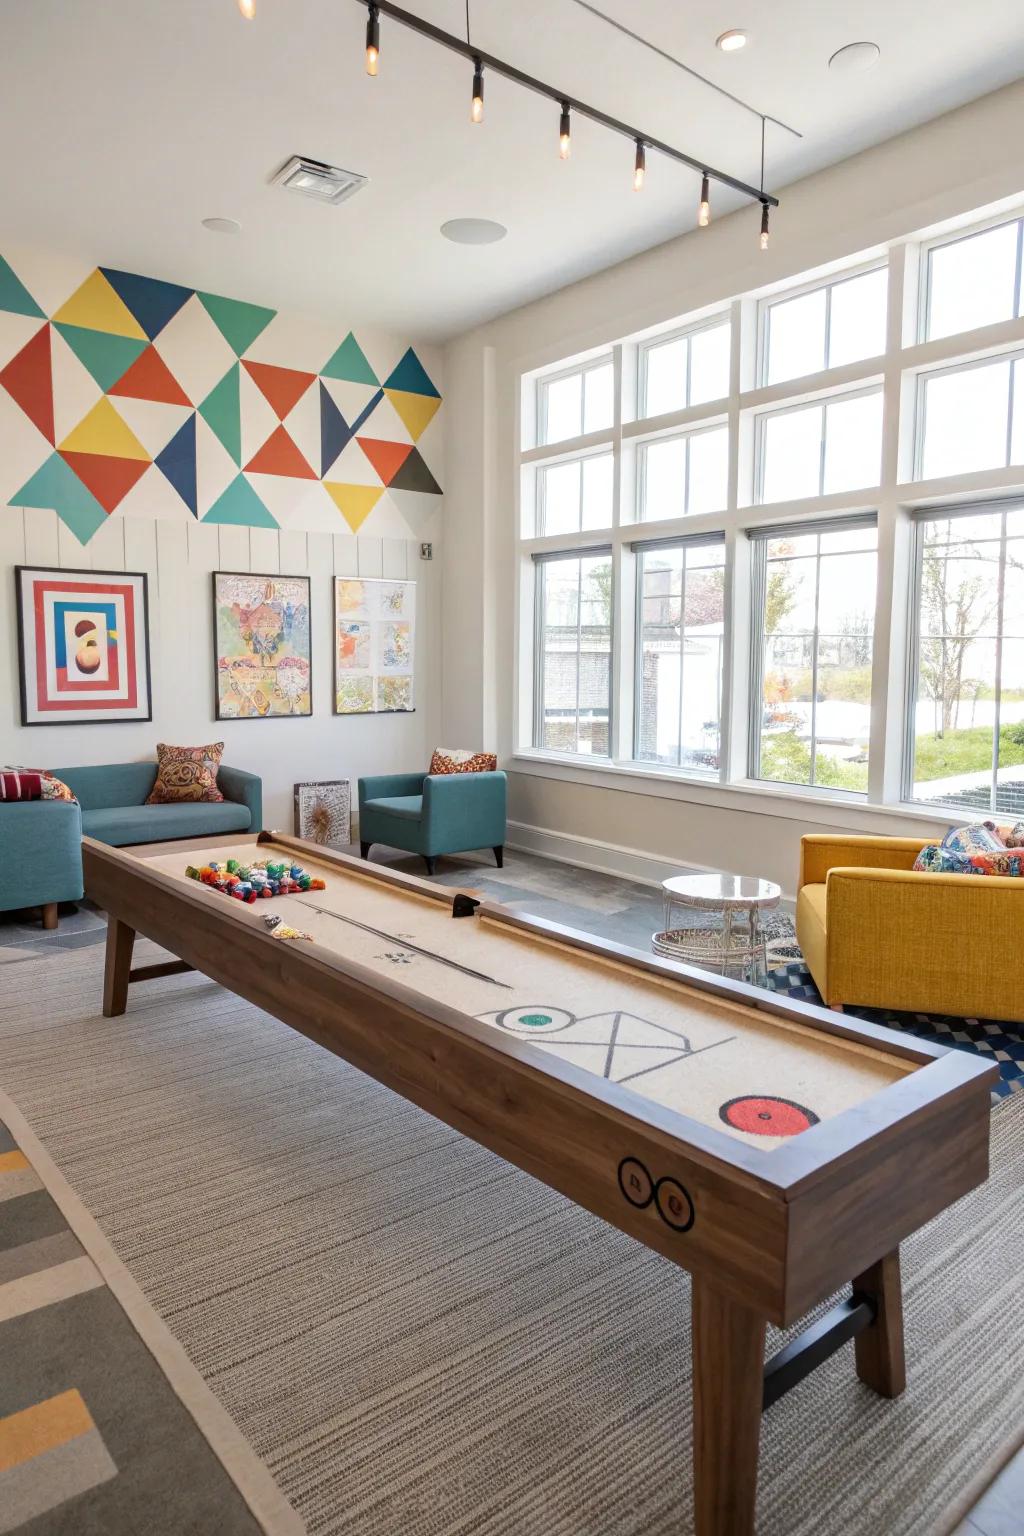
[719,1095,819,1138]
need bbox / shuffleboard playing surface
[143,839,913,1151]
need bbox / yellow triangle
[52,269,147,340]
[384,388,442,442]
[324,482,385,533]
[59,397,150,461]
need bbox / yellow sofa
[796,834,1023,1024]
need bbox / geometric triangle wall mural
[1,252,442,544]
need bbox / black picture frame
[14,564,153,726]
[211,570,313,721]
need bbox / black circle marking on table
[654,1177,696,1233]
[617,1157,654,1209]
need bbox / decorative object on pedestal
[294,780,352,850]
[212,571,312,719]
[334,577,415,714]
[15,565,152,725]
[653,872,782,986]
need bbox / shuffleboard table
[83,832,997,1536]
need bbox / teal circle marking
[520,1013,553,1027]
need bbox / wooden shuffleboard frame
[82,831,997,1536]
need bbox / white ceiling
[3,0,1024,341]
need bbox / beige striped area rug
[0,937,1021,1536]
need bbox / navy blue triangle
[100,268,194,340]
[320,381,352,477]
[155,413,198,516]
[350,386,384,436]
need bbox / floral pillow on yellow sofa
[146,742,225,804]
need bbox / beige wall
[442,78,1024,889]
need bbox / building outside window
[534,551,613,756]
[634,536,726,772]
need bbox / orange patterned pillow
[146,742,225,804]
[429,748,498,775]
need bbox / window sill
[509,751,965,832]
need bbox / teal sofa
[0,761,262,928]
[358,771,507,876]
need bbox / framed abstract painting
[15,565,152,725]
[212,572,312,720]
[333,576,415,715]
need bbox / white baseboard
[506,820,797,908]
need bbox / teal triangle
[384,347,439,399]
[199,364,241,466]
[54,323,147,392]
[0,255,44,319]
[321,332,378,386]
[11,452,108,542]
[197,291,275,357]
[202,473,277,529]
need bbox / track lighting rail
[358,0,778,211]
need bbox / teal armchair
[358,771,508,876]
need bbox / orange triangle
[242,360,316,421]
[356,437,414,486]
[245,423,317,479]
[109,344,191,406]
[60,450,149,513]
[1,324,54,443]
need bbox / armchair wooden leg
[360,841,371,860]
[423,856,437,877]
[41,902,58,931]
[493,846,504,868]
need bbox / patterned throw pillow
[146,742,225,804]
[941,823,1004,857]
[985,820,1024,848]
[912,844,978,874]
[0,768,76,803]
[429,748,498,775]
[965,850,1024,877]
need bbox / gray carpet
[0,938,1021,1536]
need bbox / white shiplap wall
[0,509,441,833]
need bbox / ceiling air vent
[273,155,368,206]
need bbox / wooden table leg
[692,1275,766,1536]
[853,1248,906,1398]
[103,918,136,1018]
[41,902,58,931]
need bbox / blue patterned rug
[763,920,1023,1104]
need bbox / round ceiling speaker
[828,41,881,74]
[441,218,508,245]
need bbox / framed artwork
[213,572,312,719]
[15,565,152,725]
[333,577,416,715]
[294,780,352,850]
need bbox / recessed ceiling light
[716,29,747,52]
[441,218,508,245]
[202,216,241,234]
[828,41,880,73]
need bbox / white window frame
[757,258,887,388]
[637,313,731,421]
[536,449,616,538]
[536,354,615,449]
[755,384,884,506]
[636,423,730,523]
[914,345,1024,482]
[918,211,1024,345]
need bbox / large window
[751,521,878,792]
[761,266,887,385]
[518,199,1024,815]
[539,358,614,446]
[924,217,1024,342]
[909,506,1024,816]
[917,352,1024,480]
[634,536,725,771]
[639,426,728,521]
[640,319,730,418]
[758,389,883,503]
[534,552,613,756]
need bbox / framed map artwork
[213,572,312,719]
[333,577,415,715]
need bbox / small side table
[654,872,781,985]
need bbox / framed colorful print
[294,780,352,850]
[212,572,312,720]
[333,577,416,715]
[15,566,152,726]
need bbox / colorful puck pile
[185,858,327,904]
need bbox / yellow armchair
[796,834,1023,1023]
